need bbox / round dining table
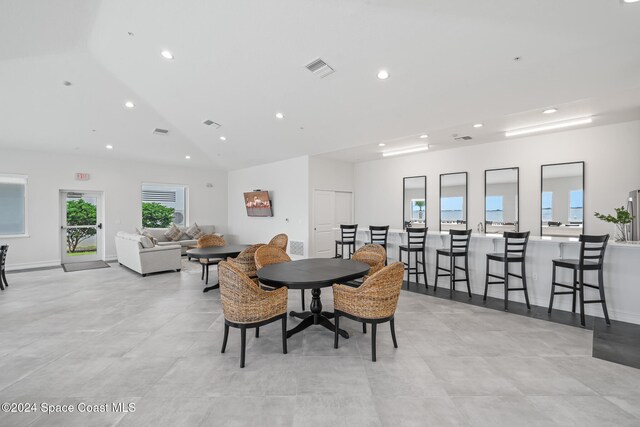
[186,245,249,292]
[256,258,369,339]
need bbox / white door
[313,190,335,258]
[312,190,354,257]
[61,191,103,263]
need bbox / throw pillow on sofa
[141,231,158,246]
[164,224,184,241]
[186,223,206,239]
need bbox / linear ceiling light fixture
[382,145,429,157]
[504,117,593,137]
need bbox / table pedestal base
[287,288,349,339]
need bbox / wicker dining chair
[218,261,288,368]
[268,233,288,252]
[255,244,306,311]
[226,243,266,284]
[197,234,226,284]
[333,262,404,361]
[353,244,386,280]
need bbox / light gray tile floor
[0,262,639,426]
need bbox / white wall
[355,120,640,235]
[227,156,310,258]
[0,149,228,269]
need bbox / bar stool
[548,234,610,327]
[398,227,428,287]
[369,225,389,264]
[0,245,8,290]
[483,231,530,310]
[435,230,472,298]
[335,224,358,259]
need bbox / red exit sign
[75,172,90,181]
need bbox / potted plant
[414,200,425,220]
[594,207,635,242]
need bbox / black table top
[256,258,370,290]
[186,245,249,258]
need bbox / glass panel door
[61,191,103,263]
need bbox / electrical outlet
[532,273,538,281]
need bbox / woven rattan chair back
[218,261,287,324]
[268,234,288,252]
[352,244,386,278]
[254,245,291,270]
[197,234,226,248]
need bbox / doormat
[62,261,111,272]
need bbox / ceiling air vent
[454,136,472,141]
[153,128,169,135]
[202,120,221,128]
[305,58,335,78]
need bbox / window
[410,199,425,221]
[485,195,504,222]
[542,191,553,222]
[0,174,27,236]
[569,189,583,223]
[441,196,464,221]
[141,184,187,227]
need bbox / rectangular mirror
[485,167,519,233]
[541,161,584,237]
[403,176,426,229]
[440,172,467,231]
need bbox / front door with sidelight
[61,191,104,263]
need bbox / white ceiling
[1,0,640,170]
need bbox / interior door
[313,190,336,257]
[334,191,353,225]
[61,191,103,263]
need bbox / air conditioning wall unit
[173,210,185,226]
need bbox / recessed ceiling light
[623,0,639,3]
[377,70,390,80]
[382,145,429,157]
[185,155,191,159]
[161,50,174,60]
[124,101,135,109]
[378,143,386,147]
[220,136,227,141]
[419,134,428,139]
[105,145,113,150]
[505,117,593,137]
[275,112,284,119]
[473,123,483,128]
[543,108,558,114]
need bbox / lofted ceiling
[1,0,640,170]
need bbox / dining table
[186,245,250,292]
[256,258,369,339]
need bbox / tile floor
[0,262,639,426]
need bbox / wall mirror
[541,161,584,237]
[440,172,467,231]
[403,176,426,229]
[485,167,519,233]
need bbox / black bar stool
[0,245,8,290]
[335,224,358,259]
[435,230,472,298]
[548,234,611,327]
[369,225,389,264]
[398,227,428,287]
[483,231,530,310]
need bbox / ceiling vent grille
[153,128,169,135]
[454,136,472,141]
[305,58,335,78]
[202,120,221,128]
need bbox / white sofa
[115,232,182,276]
[140,225,218,254]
